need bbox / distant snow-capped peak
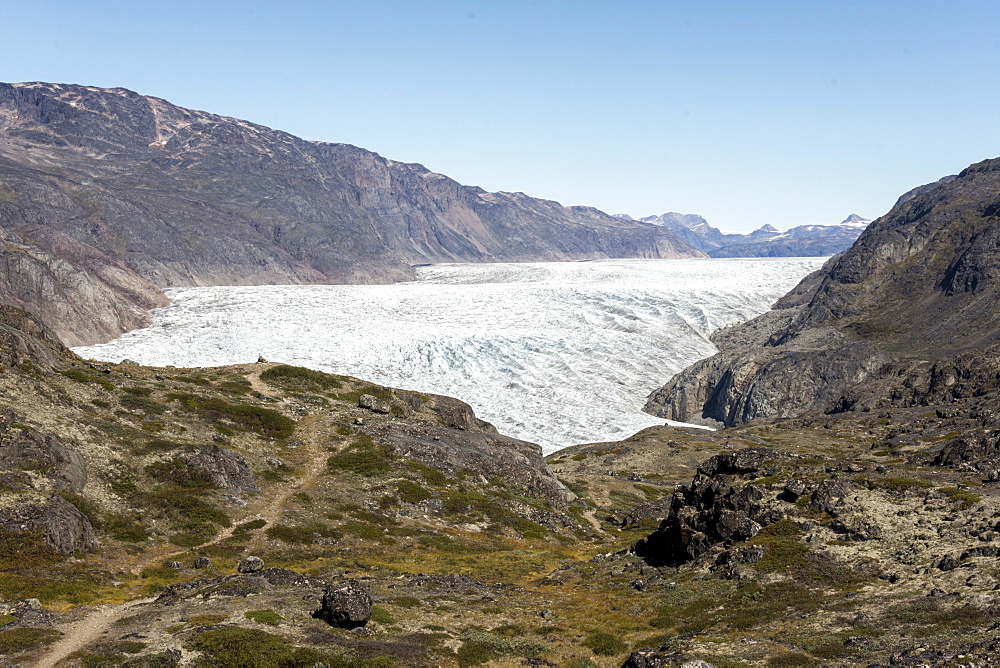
[838,214,871,228]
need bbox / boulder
[811,479,850,516]
[237,556,264,573]
[781,479,807,501]
[358,394,392,414]
[312,580,373,629]
[181,446,259,495]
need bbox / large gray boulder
[313,580,373,629]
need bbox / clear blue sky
[3,1,999,231]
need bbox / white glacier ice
[73,258,825,453]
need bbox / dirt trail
[207,410,330,546]
[36,597,157,668]
[35,370,331,666]
[581,509,606,534]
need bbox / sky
[3,1,999,232]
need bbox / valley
[73,258,823,452]
[0,81,999,667]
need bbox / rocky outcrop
[181,446,259,495]
[0,302,74,369]
[645,326,890,426]
[354,388,575,508]
[380,420,574,509]
[646,158,1000,426]
[0,81,701,345]
[632,448,786,566]
[0,495,98,555]
[0,428,87,492]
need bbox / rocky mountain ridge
[0,82,700,345]
[618,211,872,258]
[645,157,1000,427]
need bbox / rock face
[0,82,701,345]
[313,580,373,629]
[0,225,168,347]
[0,302,73,369]
[0,428,87,493]
[646,159,1000,426]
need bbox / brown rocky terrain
[0,81,701,346]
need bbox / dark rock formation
[632,448,786,566]
[0,81,701,345]
[313,580,373,629]
[621,645,690,667]
[646,158,1000,426]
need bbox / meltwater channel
[74,258,824,453]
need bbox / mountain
[0,82,701,345]
[636,210,871,257]
[645,158,1000,427]
[709,214,874,258]
[634,212,729,251]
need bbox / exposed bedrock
[646,157,1000,427]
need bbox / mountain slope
[0,82,701,345]
[645,158,1000,426]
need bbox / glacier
[74,258,825,453]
